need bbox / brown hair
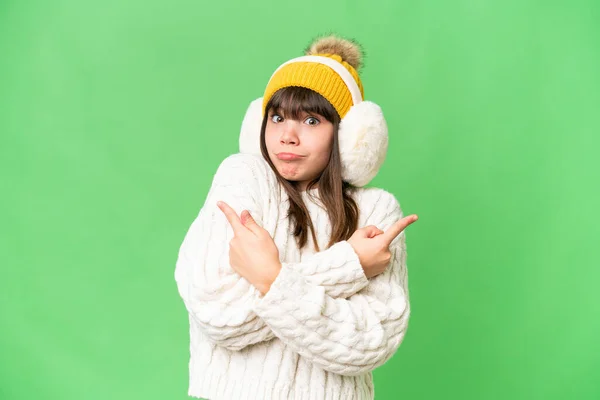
[259,86,359,251]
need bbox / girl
[175,35,418,400]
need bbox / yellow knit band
[262,54,364,119]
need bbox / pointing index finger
[217,201,245,234]
[382,215,418,245]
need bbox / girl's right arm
[174,154,277,350]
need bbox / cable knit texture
[174,153,411,400]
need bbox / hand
[217,201,282,295]
[348,215,418,279]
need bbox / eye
[304,116,320,126]
[270,114,283,123]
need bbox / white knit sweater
[174,153,411,400]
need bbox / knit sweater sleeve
[174,154,371,351]
[174,154,276,351]
[252,191,411,376]
[284,240,369,299]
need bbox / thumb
[241,210,261,235]
[368,227,384,238]
[360,225,384,238]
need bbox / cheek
[264,129,284,168]
[266,121,283,141]
[312,150,331,172]
[264,128,277,152]
[309,131,334,160]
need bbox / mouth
[276,152,305,161]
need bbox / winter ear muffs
[239,96,388,187]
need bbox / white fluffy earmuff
[238,95,388,187]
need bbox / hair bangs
[267,86,340,123]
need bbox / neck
[297,181,318,192]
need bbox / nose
[280,121,299,145]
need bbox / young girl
[175,35,418,400]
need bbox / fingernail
[217,201,223,208]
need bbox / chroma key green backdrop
[1,0,599,399]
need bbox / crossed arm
[174,155,411,375]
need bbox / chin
[278,168,312,183]
[278,169,301,180]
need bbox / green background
[1,0,599,399]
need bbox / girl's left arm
[251,194,411,376]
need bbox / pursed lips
[276,152,305,161]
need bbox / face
[264,109,335,191]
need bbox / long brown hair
[259,86,359,251]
